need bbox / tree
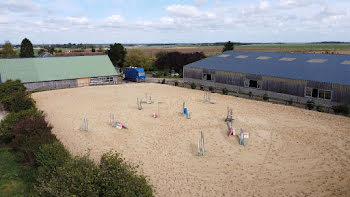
[125,49,152,70]
[155,51,167,59]
[1,41,17,58]
[222,41,234,52]
[154,52,205,72]
[48,47,55,54]
[20,38,34,58]
[91,47,95,53]
[107,43,126,67]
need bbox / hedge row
[0,80,154,196]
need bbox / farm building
[184,51,350,105]
[0,55,119,91]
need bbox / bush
[209,86,214,92]
[0,108,41,144]
[332,103,350,116]
[174,81,179,86]
[191,83,196,89]
[161,79,166,84]
[10,115,57,165]
[316,104,325,112]
[35,142,71,182]
[35,156,100,197]
[263,93,269,101]
[0,80,26,101]
[200,85,204,90]
[222,88,228,95]
[98,152,153,197]
[306,100,315,110]
[248,91,253,97]
[2,91,36,112]
[288,98,293,105]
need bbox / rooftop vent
[256,56,271,60]
[279,57,296,61]
[235,55,248,59]
[307,59,327,63]
[219,54,230,58]
[341,60,350,65]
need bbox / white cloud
[106,15,124,23]
[65,17,89,24]
[1,0,41,12]
[166,4,216,20]
[1,0,350,43]
[277,0,314,9]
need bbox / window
[249,80,258,88]
[257,81,262,89]
[305,87,331,100]
[325,91,331,100]
[312,88,318,98]
[244,79,262,89]
[307,59,327,63]
[305,87,312,97]
[244,80,249,87]
[318,89,325,99]
[203,74,213,81]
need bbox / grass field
[0,147,35,197]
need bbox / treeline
[0,38,35,58]
[107,43,210,73]
[0,80,154,196]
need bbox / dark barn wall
[215,71,245,87]
[262,76,306,97]
[25,79,77,91]
[183,67,203,80]
[332,84,350,104]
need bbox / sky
[0,0,349,44]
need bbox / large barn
[184,51,350,105]
[0,55,119,91]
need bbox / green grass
[14,48,40,56]
[0,146,35,197]
[236,43,350,50]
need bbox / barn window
[318,89,325,99]
[203,74,214,81]
[324,91,331,100]
[305,87,331,100]
[305,87,312,97]
[244,79,262,89]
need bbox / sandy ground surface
[32,83,350,197]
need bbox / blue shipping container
[124,67,146,82]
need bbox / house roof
[0,55,118,83]
[184,51,350,86]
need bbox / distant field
[236,43,350,50]
[126,46,223,57]
[127,43,350,57]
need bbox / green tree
[20,38,34,58]
[1,41,17,58]
[107,43,126,67]
[155,51,167,59]
[125,49,152,70]
[48,47,55,54]
[222,41,234,52]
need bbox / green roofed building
[0,55,119,91]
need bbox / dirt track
[33,84,350,197]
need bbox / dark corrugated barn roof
[184,51,350,86]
